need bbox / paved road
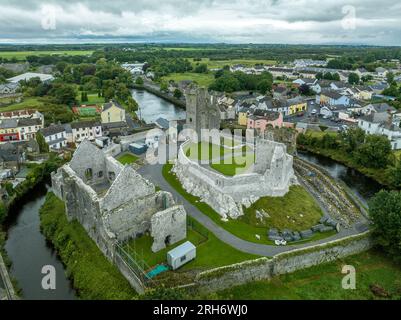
[138,163,369,257]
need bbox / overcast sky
[0,0,400,45]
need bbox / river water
[132,88,186,124]
[2,90,383,300]
[4,184,76,300]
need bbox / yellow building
[288,97,307,115]
[101,100,126,124]
[238,109,248,126]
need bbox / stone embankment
[293,157,361,228]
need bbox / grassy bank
[39,193,137,300]
[206,250,401,300]
[0,50,93,60]
[162,164,332,245]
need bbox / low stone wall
[194,231,373,294]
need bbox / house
[369,83,389,94]
[7,72,55,84]
[264,98,290,116]
[355,68,369,77]
[267,67,295,79]
[354,86,374,100]
[319,104,349,118]
[292,78,321,93]
[0,143,23,174]
[66,120,103,143]
[293,59,328,68]
[272,86,288,98]
[0,119,19,142]
[17,118,43,141]
[358,113,401,150]
[0,83,20,97]
[238,107,249,126]
[296,70,318,79]
[319,90,350,106]
[287,96,307,115]
[360,103,396,115]
[375,67,388,78]
[101,100,126,124]
[40,124,67,150]
[247,110,283,132]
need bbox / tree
[135,77,144,86]
[389,160,401,188]
[348,72,360,85]
[81,91,88,102]
[369,190,401,262]
[298,84,312,95]
[36,131,49,153]
[173,88,183,99]
[49,83,77,105]
[194,63,208,73]
[160,82,168,92]
[256,79,272,94]
[126,96,139,113]
[386,72,395,85]
[354,134,392,168]
[340,127,365,153]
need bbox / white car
[274,239,287,246]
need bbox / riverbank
[133,83,186,109]
[39,192,137,300]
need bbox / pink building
[247,110,283,132]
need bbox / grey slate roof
[103,100,124,112]
[41,124,66,137]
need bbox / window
[180,255,186,262]
[108,171,116,181]
[85,168,93,180]
[98,171,103,178]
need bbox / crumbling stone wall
[173,138,297,219]
[151,205,187,252]
[195,232,373,294]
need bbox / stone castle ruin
[173,137,297,220]
[52,140,187,256]
[185,85,221,137]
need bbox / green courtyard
[116,153,139,165]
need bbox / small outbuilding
[128,142,147,155]
[167,241,196,270]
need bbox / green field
[207,250,401,300]
[0,97,44,111]
[117,153,139,165]
[0,50,94,60]
[125,217,258,272]
[161,72,215,87]
[188,58,276,69]
[77,91,105,106]
[162,164,330,245]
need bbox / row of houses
[41,100,130,150]
[0,110,44,142]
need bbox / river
[297,150,383,206]
[4,183,76,300]
[132,88,186,124]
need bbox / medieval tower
[184,85,221,137]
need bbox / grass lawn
[162,164,330,245]
[208,250,401,300]
[77,91,105,105]
[243,185,323,231]
[161,72,215,87]
[125,217,258,272]
[117,153,139,165]
[0,97,43,111]
[0,50,93,60]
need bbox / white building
[7,72,55,84]
[41,124,67,150]
[358,113,401,150]
[65,120,103,143]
